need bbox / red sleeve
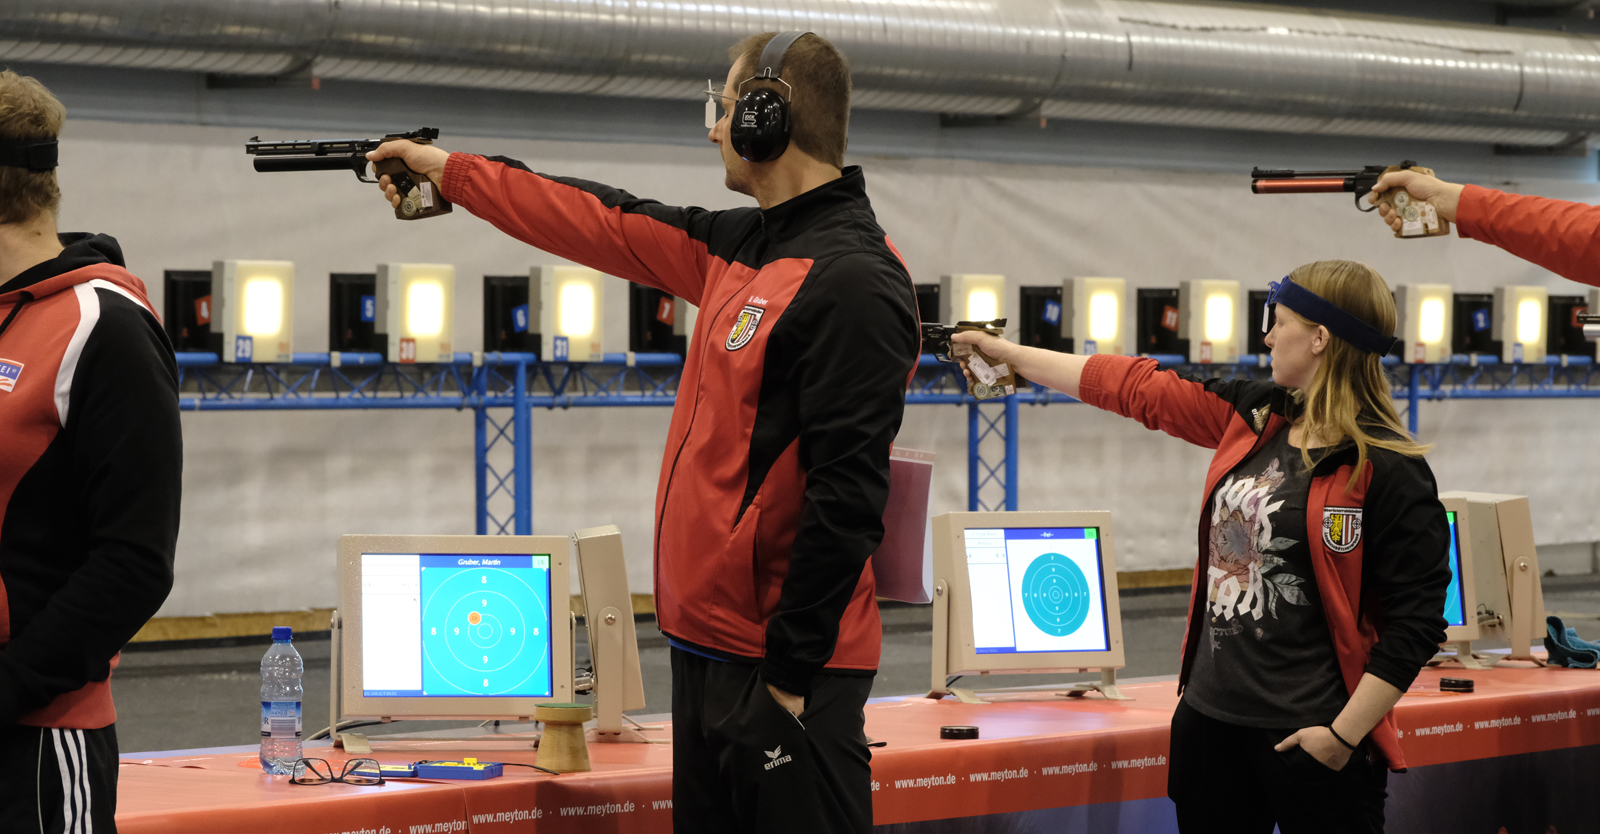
[1077,354,1240,450]
[440,152,725,304]
[1455,185,1600,288]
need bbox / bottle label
[261,701,303,740]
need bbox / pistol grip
[1379,164,1449,240]
[374,156,452,221]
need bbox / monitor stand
[327,611,546,752]
[585,605,665,744]
[1427,640,1496,670]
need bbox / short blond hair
[729,33,851,168]
[0,70,65,224]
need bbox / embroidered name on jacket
[0,359,22,392]
[726,305,765,351]
[1322,507,1363,553]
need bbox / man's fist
[366,140,450,210]
[1369,170,1465,234]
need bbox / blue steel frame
[174,350,1598,533]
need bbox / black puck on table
[1440,677,1474,693]
[940,725,979,740]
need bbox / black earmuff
[729,31,810,163]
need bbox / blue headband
[1266,277,1397,355]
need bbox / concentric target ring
[1019,552,1093,637]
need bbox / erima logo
[763,746,792,771]
[749,295,769,306]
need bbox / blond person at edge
[952,261,1450,833]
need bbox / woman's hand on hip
[1275,726,1353,771]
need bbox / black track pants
[670,647,874,834]
[0,723,119,834]
[1168,699,1387,834]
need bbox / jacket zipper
[0,292,34,340]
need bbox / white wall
[51,120,1600,617]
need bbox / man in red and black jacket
[0,72,182,832]
[371,32,919,833]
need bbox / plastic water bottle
[259,626,304,775]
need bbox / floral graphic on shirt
[1204,457,1309,633]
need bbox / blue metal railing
[173,351,1600,532]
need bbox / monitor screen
[965,527,1110,654]
[1443,511,1467,629]
[360,553,554,698]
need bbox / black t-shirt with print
[1182,428,1349,728]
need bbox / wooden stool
[535,703,593,773]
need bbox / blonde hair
[1286,259,1430,488]
[0,70,65,224]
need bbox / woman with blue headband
[951,259,1451,834]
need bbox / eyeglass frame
[703,74,795,131]
[288,757,386,786]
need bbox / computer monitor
[571,526,658,743]
[333,535,574,724]
[1440,495,1479,645]
[1438,491,1546,665]
[929,511,1128,701]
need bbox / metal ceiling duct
[2,0,1597,145]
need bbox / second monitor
[930,511,1128,702]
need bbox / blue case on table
[415,758,504,780]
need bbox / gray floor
[110,577,1600,755]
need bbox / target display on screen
[965,528,1110,654]
[360,553,554,698]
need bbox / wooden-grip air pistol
[245,127,452,221]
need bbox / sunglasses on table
[289,757,385,786]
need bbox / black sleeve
[0,291,181,723]
[1359,452,1451,692]
[759,253,920,697]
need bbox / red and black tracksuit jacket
[0,234,181,729]
[1079,354,1451,771]
[441,158,920,696]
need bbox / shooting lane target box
[1493,285,1549,365]
[376,263,455,363]
[532,266,606,362]
[1177,280,1243,365]
[213,260,294,363]
[1396,284,1453,364]
[1062,277,1126,356]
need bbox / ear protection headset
[729,31,811,163]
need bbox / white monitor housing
[1438,491,1546,666]
[1430,495,1485,669]
[332,534,574,747]
[571,525,660,743]
[929,511,1128,702]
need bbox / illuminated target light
[377,263,456,363]
[1395,284,1453,364]
[940,274,1007,325]
[1493,285,1548,364]
[1063,277,1126,356]
[1178,280,1242,364]
[533,266,607,362]
[213,260,294,363]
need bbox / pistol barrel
[1251,177,1351,194]
[253,156,363,173]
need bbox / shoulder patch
[725,304,765,351]
[1322,506,1363,554]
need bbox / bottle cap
[272,626,293,641]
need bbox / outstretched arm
[1371,170,1600,287]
